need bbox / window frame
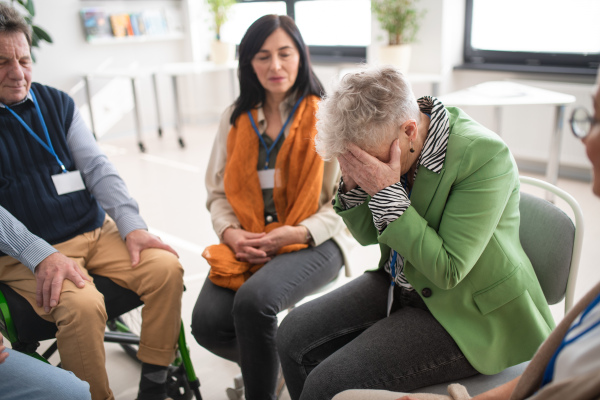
[462,0,600,76]
[237,0,368,62]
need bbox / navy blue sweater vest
[0,83,105,255]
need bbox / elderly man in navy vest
[0,5,184,400]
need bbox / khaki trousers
[0,218,184,400]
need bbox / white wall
[33,0,190,138]
[450,70,596,176]
[29,0,598,176]
[369,0,596,177]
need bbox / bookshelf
[86,32,184,45]
[80,6,184,45]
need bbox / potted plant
[206,0,236,64]
[7,0,52,61]
[371,0,425,73]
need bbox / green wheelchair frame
[0,281,202,400]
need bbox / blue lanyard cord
[5,90,66,173]
[390,251,398,287]
[247,95,305,170]
[541,293,600,387]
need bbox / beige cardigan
[205,100,354,273]
[333,281,600,400]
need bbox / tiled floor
[41,122,600,399]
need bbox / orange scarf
[203,95,323,290]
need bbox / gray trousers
[276,270,478,400]
[191,239,343,400]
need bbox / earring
[410,141,415,153]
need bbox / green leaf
[371,0,425,45]
[26,0,35,17]
[32,25,52,43]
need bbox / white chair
[407,176,584,396]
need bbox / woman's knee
[277,305,313,359]
[231,282,275,320]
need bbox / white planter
[210,40,235,65]
[378,44,412,74]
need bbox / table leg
[545,104,566,201]
[83,76,97,140]
[431,82,440,97]
[152,73,163,138]
[171,75,185,148]
[229,66,237,102]
[494,106,503,137]
[130,77,145,153]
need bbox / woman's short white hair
[315,65,421,160]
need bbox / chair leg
[177,322,202,400]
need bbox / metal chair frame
[0,275,202,400]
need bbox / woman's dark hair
[230,14,324,125]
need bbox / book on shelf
[80,8,177,43]
[129,13,146,36]
[80,8,113,41]
[110,13,134,37]
[142,9,169,36]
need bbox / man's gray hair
[0,3,31,47]
[315,65,420,159]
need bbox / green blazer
[334,107,555,375]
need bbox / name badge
[257,169,275,189]
[51,170,86,195]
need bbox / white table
[154,61,238,148]
[439,81,576,196]
[84,67,158,152]
[84,62,238,152]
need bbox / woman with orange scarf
[191,15,348,400]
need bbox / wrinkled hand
[0,333,8,365]
[35,252,89,313]
[125,229,179,268]
[239,226,307,260]
[338,140,402,196]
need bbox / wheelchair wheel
[106,306,143,362]
[167,364,194,400]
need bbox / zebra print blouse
[338,96,450,289]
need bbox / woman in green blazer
[276,66,554,400]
